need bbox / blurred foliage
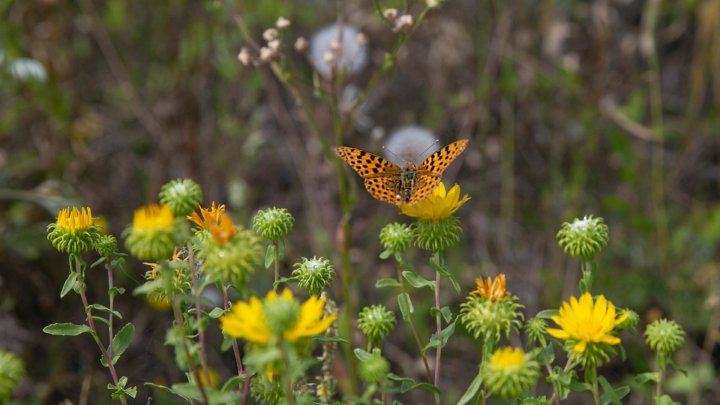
[1,0,720,403]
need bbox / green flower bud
[556,215,609,260]
[95,234,119,258]
[253,207,295,241]
[481,347,540,400]
[521,396,551,405]
[645,319,685,354]
[413,216,462,252]
[617,308,640,332]
[250,374,283,405]
[292,257,335,295]
[124,204,183,260]
[357,305,396,346]
[159,178,203,217]
[198,227,262,287]
[47,207,99,254]
[460,294,524,345]
[359,349,390,384]
[525,317,548,345]
[0,351,24,401]
[263,295,301,336]
[379,222,413,255]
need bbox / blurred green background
[1,0,719,403]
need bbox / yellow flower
[547,293,628,353]
[472,274,509,302]
[56,207,94,231]
[133,204,174,232]
[196,367,220,388]
[188,202,236,244]
[490,346,526,371]
[221,289,336,344]
[400,182,470,221]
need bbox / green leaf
[535,309,558,319]
[312,336,350,344]
[86,303,122,319]
[354,348,372,362]
[402,271,435,290]
[429,256,461,294]
[221,375,246,392]
[655,395,681,405]
[90,256,106,269]
[430,306,453,323]
[598,376,629,405]
[265,244,275,269]
[634,372,660,385]
[397,293,414,321]
[108,287,125,297]
[43,323,93,336]
[60,271,79,298]
[101,323,134,367]
[457,371,483,405]
[91,316,110,326]
[208,307,226,319]
[387,374,441,394]
[376,278,402,289]
[379,250,392,260]
[423,320,456,353]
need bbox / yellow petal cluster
[490,346,526,371]
[56,207,94,231]
[547,293,628,353]
[221,289,336,344]
[400,183,470,221]
[132,204,174,231]
[188,202,236,243]
[472,274,509,302]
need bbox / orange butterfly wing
[336,147,403,204]
[407,174,442,204]
[335,147,400,178]
[417,139,468,176]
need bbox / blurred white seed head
[309,24,368,79]
[426,0,442,8]
[384,126,439,166]
[259,47,274,63]
[383,8,398,21]
[394,14,414,32]
[294,37,309,52]
[238,47,251,66]
[268,39,281,51]
[276,17,291,29]
[263,28,279,42]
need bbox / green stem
[280,343,296,405]
[394,266,433,385]
[432,252,443,389]
[171,292,209,405]
[590,367,600,405]
[73,256,127,405]
[273,240,280,291]
[188,246,211,389]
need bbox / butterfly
[335,139,468,205]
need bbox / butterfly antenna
[420,139,441,157]
[382,145,408,164]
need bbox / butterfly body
[336,140,468,205]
